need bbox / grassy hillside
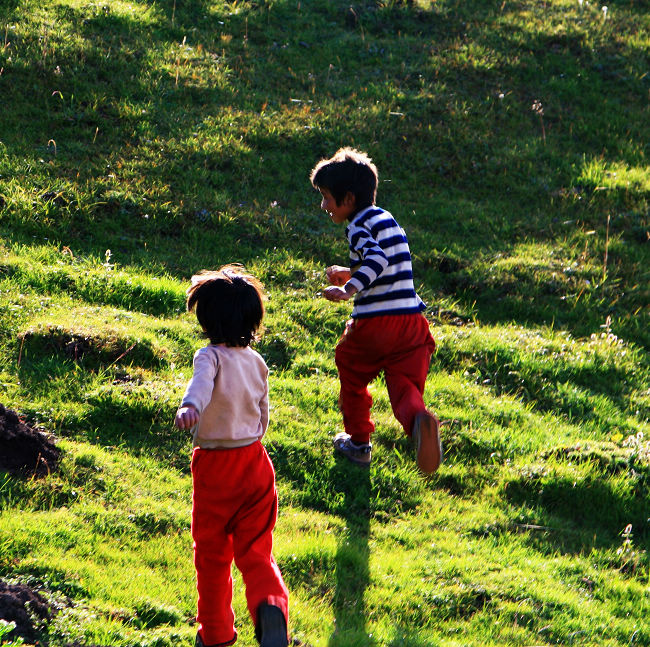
[1,1,648,646]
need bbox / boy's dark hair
[186,265,265,347]
[310,147,378,209]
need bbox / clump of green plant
[614,523,648,577]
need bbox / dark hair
[310,147,378,209]
[186,265,265,347]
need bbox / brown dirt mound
[0,581,52,642]
[0,404,61,477]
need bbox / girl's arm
[260,377,269,435]
[175,348,217,429]
[175,404,199,430]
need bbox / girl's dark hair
[186,265,265,347]
[310,147,378,209]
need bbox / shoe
[333,432,372,466]
[256,603,288,647]
[195,631,236,647]
[412,412,442,474]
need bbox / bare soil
[0,403,61,477]
[0,581,52,642]
[0,405,62,640]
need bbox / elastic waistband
[193,438,259,451]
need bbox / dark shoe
[256,603,288,647]
[412,412,442,474]
[195,631,236,647]
[333,432,372,466]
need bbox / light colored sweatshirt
[181,344,269,449]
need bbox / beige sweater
[181,344,269,449]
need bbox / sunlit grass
[1,0,648,645]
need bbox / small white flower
[602,5,608,18]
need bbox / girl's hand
[175,405,199,430]
[326,265,351,286]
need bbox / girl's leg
[231,444,289,633]
[191,450,238,646]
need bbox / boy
[310,147,442,474]
[175,265,289,647]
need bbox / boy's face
[318,188,356,224]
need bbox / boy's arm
[346,227,389,293]
[323,283,358,302]
[326,265,351,286]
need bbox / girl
[175,265,289,647]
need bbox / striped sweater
[344,206,426,319]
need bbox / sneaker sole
[414,413,441,475]
[333,445,371,467]
[333,435,371,467]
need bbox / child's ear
[343,191,356,207]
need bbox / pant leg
[335,314,435,442]
[335,319,383,444]
[383,314,436,435]
[191,449,238,646]
[231,444,289,632]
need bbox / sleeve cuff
[181,400,200,412]
[346,277,364,293]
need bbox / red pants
[335,313,436,445]
[191,442,289,646]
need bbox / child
[310,147,442,474]
[174,265,289,647]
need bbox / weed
[614,524,647,577]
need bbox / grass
[1,0,649,645]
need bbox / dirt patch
[0,581,52,642]
[0,404,61,477]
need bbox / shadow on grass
[2,0,648,360]
[268,440,423,520]
[15,357,191,470]
[269,438,433,644]
[327,461,375,647]
[502,468,650,546]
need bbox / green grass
[1,0,649,645]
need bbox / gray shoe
[412,412,442,474]
[333,432,372,466]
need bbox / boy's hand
[323,285,357,302]
[175,405,199,430]
[326,265,351,286]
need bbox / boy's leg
[191,450,238,646]
[382,314,441,473]
[335,319,382,444]
[382,314,436,435]
[231,444,289,641]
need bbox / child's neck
[348,203,375,221]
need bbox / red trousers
[191,442,289,646]
[335,313,436,445]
